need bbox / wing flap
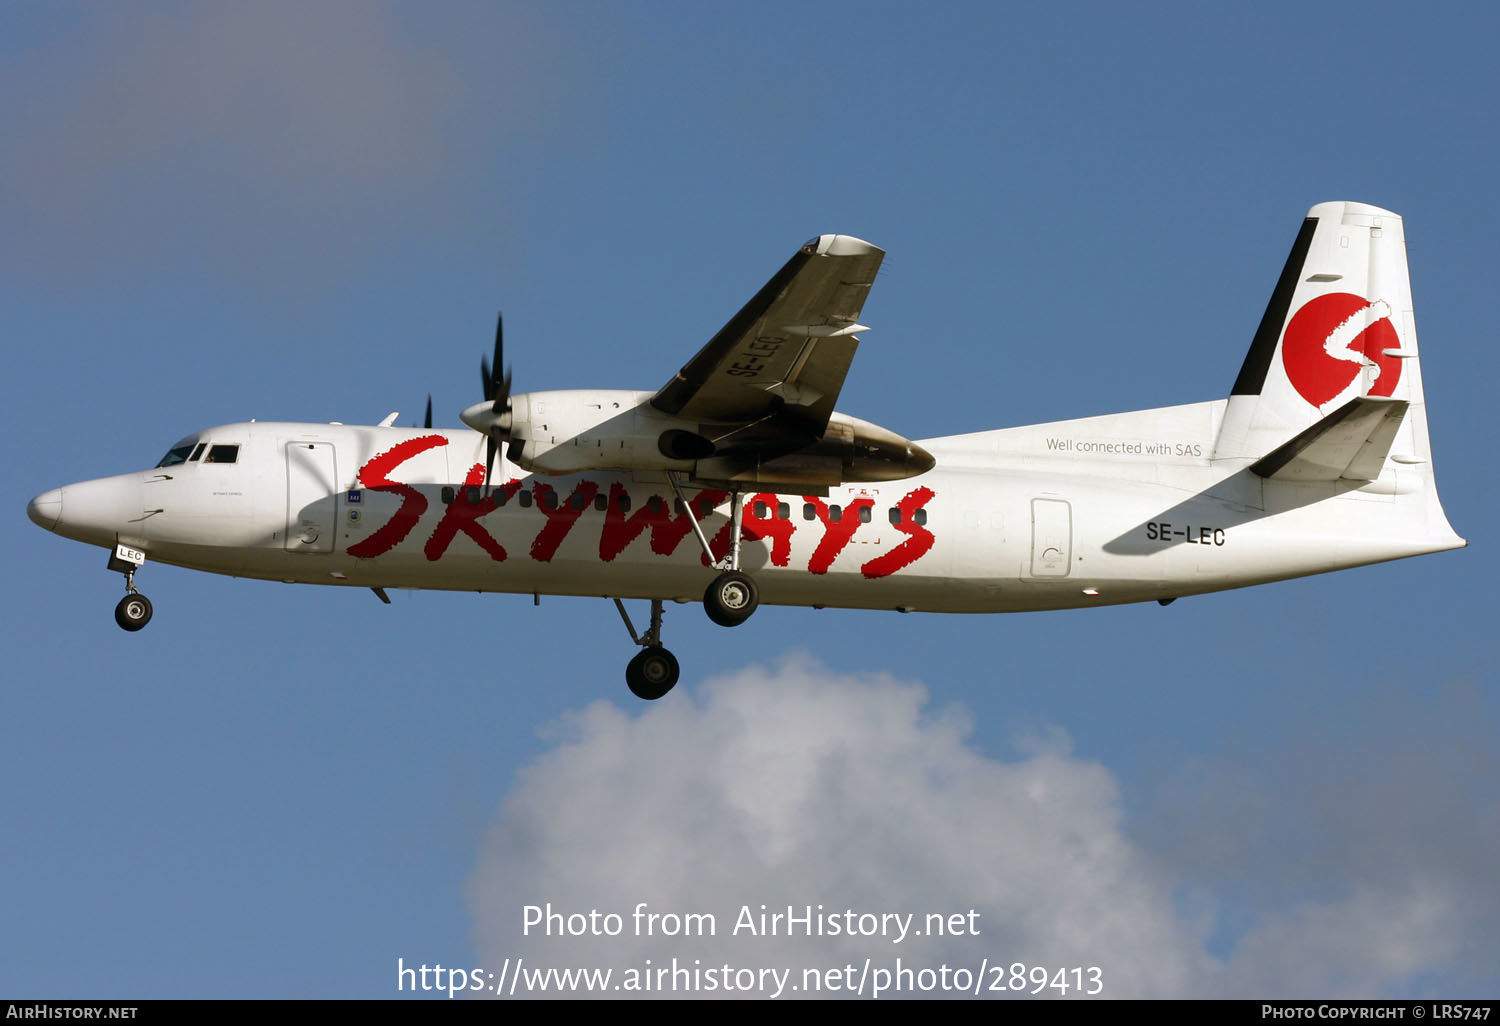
[1249,395,1409,481]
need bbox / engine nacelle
[825,412,937,482]
[467,389,934,487]
[502,390,694,475]
[694,412,935,487]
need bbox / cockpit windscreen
[155,443,196,468]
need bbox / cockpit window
[189,443,207,462]
[204,444,240,464]
[156,444,195,468]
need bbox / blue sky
[2,1,1496,999]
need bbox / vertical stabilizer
[1215,202,1462,552]
[1216,202,1430,465]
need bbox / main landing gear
[611,477,766,701]
[614,598,680,700]
[666,472,761,629]
[703,570,758,627]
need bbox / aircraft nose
[28,488,62,531]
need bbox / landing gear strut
[666,472,761,628]
[113,567,152,632]
[614,598,680,700]
[109,546,152,632]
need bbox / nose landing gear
[108,544,152,632]
[114,589,153,632]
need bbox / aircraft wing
[651,234,885,434]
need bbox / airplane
[27,201,1465,700]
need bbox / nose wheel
[114,591,153,632]
[108,547,153,632]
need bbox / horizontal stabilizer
[1250,396,1408,481]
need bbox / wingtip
[806,234,881,258]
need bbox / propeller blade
[423,395,432,430]
[491,313,508,414]
[473,311,517,492]
[492,313,504,382]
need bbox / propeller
[474,313,514,492]
[407,394,434,429]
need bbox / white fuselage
[32,398,1462,616]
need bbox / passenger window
[570,492,587,511]
[830,504,842,522]
[594,494,608,512]
[889,507,901,525]
[542,490,558,510]
[914,508,928,526]
[778,502,790,520]
[859,506,871,524]
[204,444,239,464]
[518,490,533,508]
[803,503,816,521]
[753,501,769,519]
[617,493,631,513]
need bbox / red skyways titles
[349,437,936,578]
[599,484,727,564]
[346,434,446,558]
[860,486,936,579]
[424,464,520,562]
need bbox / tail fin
[1216,202,1432,466]
[1215,201,1463,550]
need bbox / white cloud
[1219,884,1460,996]
[470,655,1492,998]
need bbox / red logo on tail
[1281,293,1402,408]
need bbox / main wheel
[704,570,758,627]
[626,647,680,700]
[114,592,153,632]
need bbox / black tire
[114,593,153,632]
[704,570,758,627]
[626,647,680,700]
